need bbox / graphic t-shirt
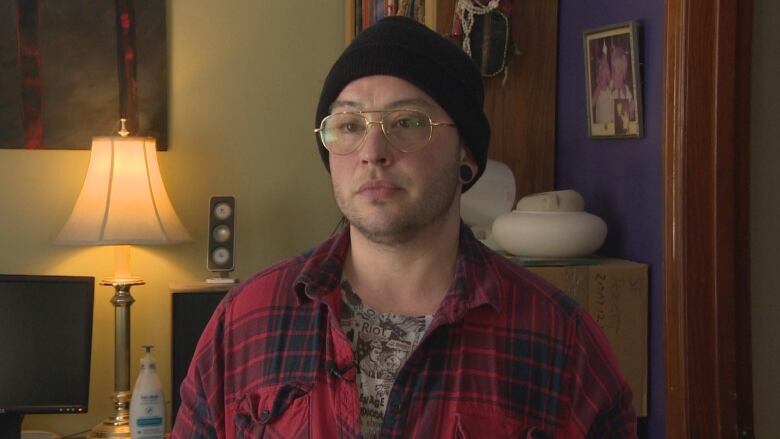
[339,281,432,439]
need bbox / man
[172,16,636,439]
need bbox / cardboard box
[526,259,648,416]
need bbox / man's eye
[339,122,364,133]
[397,118,423,129]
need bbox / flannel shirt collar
[293,222,501,317]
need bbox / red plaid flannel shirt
[172,224,637,438]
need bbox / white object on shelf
[461,159,516,227]
[491,190,607,258]
[514,189,584,212]
[461,159,516,249]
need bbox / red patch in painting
[120,12,131,29]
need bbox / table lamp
[56,126,190,438]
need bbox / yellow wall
[4,1,344,435]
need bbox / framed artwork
[583,21,643,139]
[0,0,167,150]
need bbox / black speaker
[171,286,229,423]
[207,196,236,272]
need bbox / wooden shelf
[344,0,439,44]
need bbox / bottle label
[132,392,165,438]
[137,417,163,426]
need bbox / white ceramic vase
[491,190,607,258]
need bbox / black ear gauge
[460,164,474,184]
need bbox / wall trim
[663,0,754,436]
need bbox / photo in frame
[583,21,643,139]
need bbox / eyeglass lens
[320,110,432,154]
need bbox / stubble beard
[333,161,461,246]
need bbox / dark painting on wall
[0,0,167,150]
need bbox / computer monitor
[0,275,94,439]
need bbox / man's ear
[458,137,468,160]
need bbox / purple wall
[555,0,664,437]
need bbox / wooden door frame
[663,0,754,437]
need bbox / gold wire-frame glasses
[314,109,456,155]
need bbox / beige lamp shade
[56,136,191,245]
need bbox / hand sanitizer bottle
[129,345,165,439]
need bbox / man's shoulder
[220,254,311,312]
[478,246,582,320]
[470,248,583,335]
[221,231,347,314]
[235,254,306,297]
[212,254,304,320]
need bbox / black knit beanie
[315,16,490,192]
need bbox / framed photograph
[583,21,643,139]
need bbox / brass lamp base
[89,276,145,439]
[87,390,132,439]
[87,419,131,439]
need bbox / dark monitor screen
[0,275,94,415]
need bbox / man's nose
[358,121,393,165]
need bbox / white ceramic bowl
[491,210,607,258]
